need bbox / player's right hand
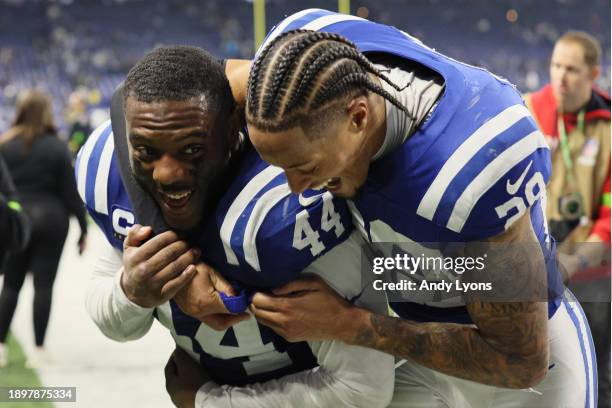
[121,224,199,308]
[174,262,251,330]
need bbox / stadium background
[0,1,609,407]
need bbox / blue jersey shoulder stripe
[220,165,284,265]
[446,130,548,233]
[230,172,287,268]
[276,8,331,32]
[416,104,532,221]
[85,125,113,211]
[258,9,365,55]
[76,120,111,205]
[258,9,330,54]
[432,116,543,228]
[91,132,115,215]
[107,154,125,212]
[242,183,293,271]
[295,12,364,32]
[74,143,83,198]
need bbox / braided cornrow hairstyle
[246,29,413,133]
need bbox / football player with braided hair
[244,10,597,408]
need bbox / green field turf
[0,333,53,408]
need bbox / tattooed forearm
[348,214,549,389]
[352,302,547,389]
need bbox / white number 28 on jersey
[495,170,546,230]
[292,192,345,256]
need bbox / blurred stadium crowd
[0,0,609,141]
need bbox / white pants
[389,291,597,408]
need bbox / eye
[135,146,158,161]
[182,145,203,155]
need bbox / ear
[346,96,369,133]
[226,105,244,149]
[590,66,601,81]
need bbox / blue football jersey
[262,9,563,323]
[75,120,352,385]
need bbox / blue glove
[219,286,251,314]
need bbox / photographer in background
[524,30,611,408]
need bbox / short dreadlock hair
[246,29,412,134]
[123,45,235,116]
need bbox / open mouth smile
[158,189,195,209]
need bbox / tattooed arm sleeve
[347,212,549,389]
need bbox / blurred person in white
[524,31,611,408]
[0,90,88,368]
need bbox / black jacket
[0,134,87,237]
[0,154,30,257]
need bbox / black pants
[0,199,68,346]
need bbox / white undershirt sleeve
[84,241,155,342]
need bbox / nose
[553,66,568,82]
[285,170,310,194]
[152,154,189,186]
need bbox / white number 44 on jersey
[293,192,345,256]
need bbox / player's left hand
[174,262,251,330]
[250,274,356,342]
[165,347,211,408]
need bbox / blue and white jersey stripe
[416,104,534,223]
[212,144,352,287]
[75,121,133,250]
[258,9,364,56]
[93,132,115,215]
[220,165,284,266]
[241,183,292,271]
[75,119,114,216]
[444,128,548,233]
[227,170,287,269]
[563,292,597,408]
